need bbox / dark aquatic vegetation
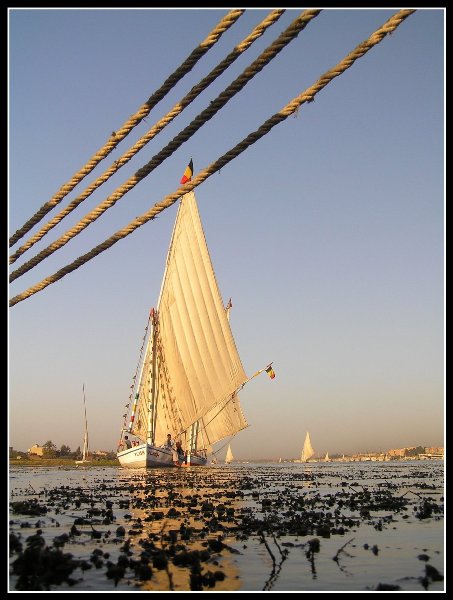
[11,499,48,516]
[9,462,444,592]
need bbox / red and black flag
[180,159,193,184]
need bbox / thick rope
[9,9,415,308]
[9,10,320,283]
[9,10,285,265]
[8,9,244,248]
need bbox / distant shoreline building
[284,445,444,463]
[348,446,444,462]
[418,446,444,460]
[27,444,45,456]
[387,448,406,458]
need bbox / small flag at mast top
[265,365,275,379]
[180,159,193,184]
[226,298,232,310]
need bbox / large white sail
[200,393,248,447]
[130,191,248,450]
[300,431,314,462]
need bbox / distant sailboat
[225,444,234,464]
[297,431,314,463]
[75,384,91,465]
[324,451,331,462]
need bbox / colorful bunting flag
[180,159,193,184]
[265,365,275,379]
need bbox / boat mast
[148,309,159,444]
[188,421,199,454]
[82,383,89,460]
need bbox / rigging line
[152,320,186,437]
[180,362,273,434]
[8,9,245,249]
[129,310,153,401]
[9,10,319,283]
[9,10,285,266]
[197,420,209,456]
[180,395,247,442]
[9,9,415,308]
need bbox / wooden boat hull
[185,452,208,467]
[117,443,207,468]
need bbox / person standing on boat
[164,433,173,449]
[172,440,186,465]
[124,435,132,449]
[175,440,185,460]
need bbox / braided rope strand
[10,10,320,283]
[9,10,415,308]
[9,10,285,265]
[9,9,244,248]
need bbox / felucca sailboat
[117,164,274,468]
[225,444,234,464]
[75,384,91,465]
[296,431,315,463]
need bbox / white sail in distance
[300,431,314,462]
[225,444,234,464]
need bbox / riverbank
[9,457,120,467]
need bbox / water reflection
[120,467,242,591]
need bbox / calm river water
[9,461,444,592]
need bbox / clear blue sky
[8,8,444,459]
